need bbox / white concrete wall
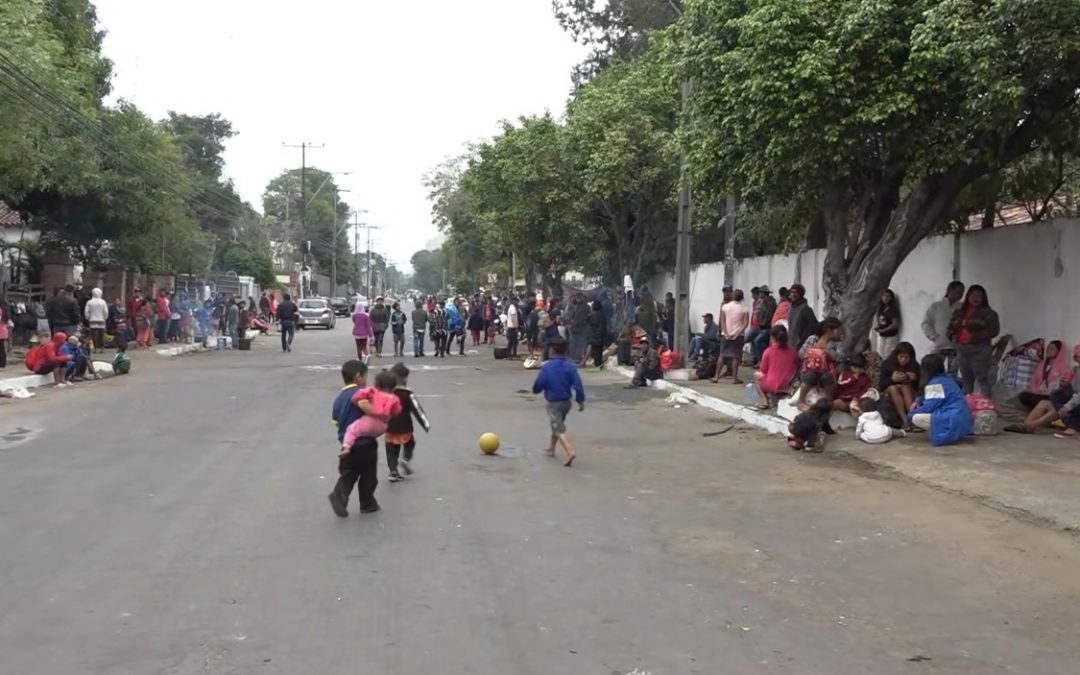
[651,218,1079,352]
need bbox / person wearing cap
[689,312,720,360]
[787,283,818,352]
[752,285,777,364]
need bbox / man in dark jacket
[47,286,81,336]
[787,283,818,352]
[369,298,391,357]
[752,285,778,364]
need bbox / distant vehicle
[297,298,336,330]
[329,297,351,316]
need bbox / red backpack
[803,344,831,373]
[24,344,46,372]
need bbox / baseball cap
[702,312,714,320]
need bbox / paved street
[2,329,1080,675]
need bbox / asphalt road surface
[2,328,1079,675]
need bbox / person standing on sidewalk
[752,285,777,365]
[390,302,407,357]
[259,292,271,321]
[922,280,964,375]
[277,293,299,352]
[872,289,902,357]
[947,284,1000,395]
[84,288,109,354]
[714,289,750,384]
[155,289,170,344]
[411,300,429,358]
[329,360,380,517]
[226,298,240,348]
[505,294,520,359]
[369,297,390,358]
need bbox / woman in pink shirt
[752,325,799,409]
[352,303,374,361]
[713,289,750,384]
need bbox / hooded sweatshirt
[84,288,109,326]
[856,411,895,444]
[1029,342,1070,395]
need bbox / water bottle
[745,382,759,404]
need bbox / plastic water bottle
[745,382,759,404]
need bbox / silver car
[297,298,336,330]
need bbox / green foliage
[409,249,445,295]
[462,114,593,287]
[565,43,679,278]
[219,244,277,287]
[262,168,352,276]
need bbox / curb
[153,343,209,357]
[610,363,790,435]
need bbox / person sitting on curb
[751,325,798,410]
[25,331,73,387]
[628,337,663,388]
[907,353,973,445]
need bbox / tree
[553,0,682,83]
[262,167,352,275]
[565,44,679,281]
[463,114,594,296]
[425,155,504,291]
[678,0,1080,350]
[410,249,445,295]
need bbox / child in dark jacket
[788,397,833,453]
[385,362,431,482]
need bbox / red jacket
[26,333,72,371]
[156,294,170,321]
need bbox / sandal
[1054,433,1080,440]
[1004,423,1034,434]
[906,425,926,433]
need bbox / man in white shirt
[505,295,520,359]
[921,280,964,374]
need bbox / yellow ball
[479,432,500,455]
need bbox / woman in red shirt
[752,325,799,409]
[947,284,1000,395]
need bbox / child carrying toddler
[340,370,403,457]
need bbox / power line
[0,49,247,222]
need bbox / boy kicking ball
[531,336,585,466]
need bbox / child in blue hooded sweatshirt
[907,353,973,446]
[532,336,585,466]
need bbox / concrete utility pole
[673,79,694,361]
[358,223,382,299]
[724,194,736,288]
[283,142,323,298]
[331,188,351,295]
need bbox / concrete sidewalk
[611,364,1080,534]
[0,342,207,394]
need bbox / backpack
[24,344,45,372]
[803,344,830,373]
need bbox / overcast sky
[93,0,587,269]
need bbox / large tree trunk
[836,172,968,354]
[820,183,852,318]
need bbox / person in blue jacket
[532,336,586,467]
[907,353,973,446]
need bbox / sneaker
[328,492,348,518]
[399,459,413,475]
[388,472,404,482]
[360,502,381,514]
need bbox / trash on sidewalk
[702,424,734,437]
[0,384,34,399]
[665,392,693,406]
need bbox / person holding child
[794,317,843,410]
[751,325,799,410]
[329,360,381,517]
[906,353,973,445]
[879,342,921,433]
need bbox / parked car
[329,297,351,316]
[297,298,336,330]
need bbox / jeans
[590,343,604,367]
[373,329,386,355]
[413,329,425,356]
[753,329,771,364]
[333,438,379,512]
[506,327,519,357]
[228,324,239,348]
[957,343,993,395]
[746,328,766,363]
[280,320,295,351]
[156,318,169,344]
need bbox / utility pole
[673,79,694,363]
[357,223,382,299]
[724,194,737,288]
[283,142,323,298]
[331,188,351,295]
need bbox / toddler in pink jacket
[339,370,403,457]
